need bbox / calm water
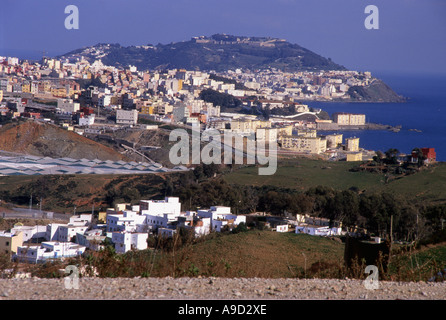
[309,73,446,161]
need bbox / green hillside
[224,158,446,203]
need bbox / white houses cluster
[105,197,247,252]
[2,197,346,264]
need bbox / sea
[308,72,446,161]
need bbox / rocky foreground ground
[0,277,445,300]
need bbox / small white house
[111,232,148,254]
[276,224,289,233]
[58,225,88,242]
[10,225,46,242]
[46,219,90,242]
[106,210,146,233]
[76,230,105,251]
[139,197,182,217]
[15,242,86,263]
[69,214,92,226]
[45,223,67,241]
[295,225,341,237]
[192,217,211,237]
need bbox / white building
[276,224,289,233]
[57,99,80,114]
[79,114,95,126]
[58,225,89,242]
[15,242,86,263]
[145,214,169,231]
[45,214,91,242]
[7,57,19,66]
[197,206,246,232]
[76,230,105,251]
[98,95,112,107]
[111,232,148,254]
[116,109,138,125]
[256,128,278,142]
[10,225,46,242]
[139,197,181,217]
[45,223,66,241]
[295,225,342,236]
[106,210,146,233]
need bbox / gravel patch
[0,277,445,300]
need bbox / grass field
[224,158,446,202]
[149,230,345,278]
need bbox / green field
[224,158,446,202]
[79,230,346,279]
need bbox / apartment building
[116,109,138,125]
[345,137,360,152]
[57,98,80,114]
[279,135,327,154]
[256,128,278,142]
[332,113,366,126]
[325,133,343,148]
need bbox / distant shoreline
[316,123,404,132]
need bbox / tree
[412,148,426,167]
[385,148,400,164]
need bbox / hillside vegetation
[60,34,346,72]
[224,158,446,203]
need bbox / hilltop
[59,34,404,102]
[59,34,346,72]
[0,120,128,161]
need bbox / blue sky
[1,0,445,75]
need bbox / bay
[307,72,446,161]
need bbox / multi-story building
[256,128,278,142]
[57,98,80,114]
[345,137,360,152]
[0,231,23,256]
[106,210,146,233]
[98,95,112,107]
[332,113,366,126]
[172,105,190,123]
[325,133,343,148]
[279,135,327,154]
[116,109,138,125]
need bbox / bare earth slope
[0,121,128,161]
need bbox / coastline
[316,123,404,132]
